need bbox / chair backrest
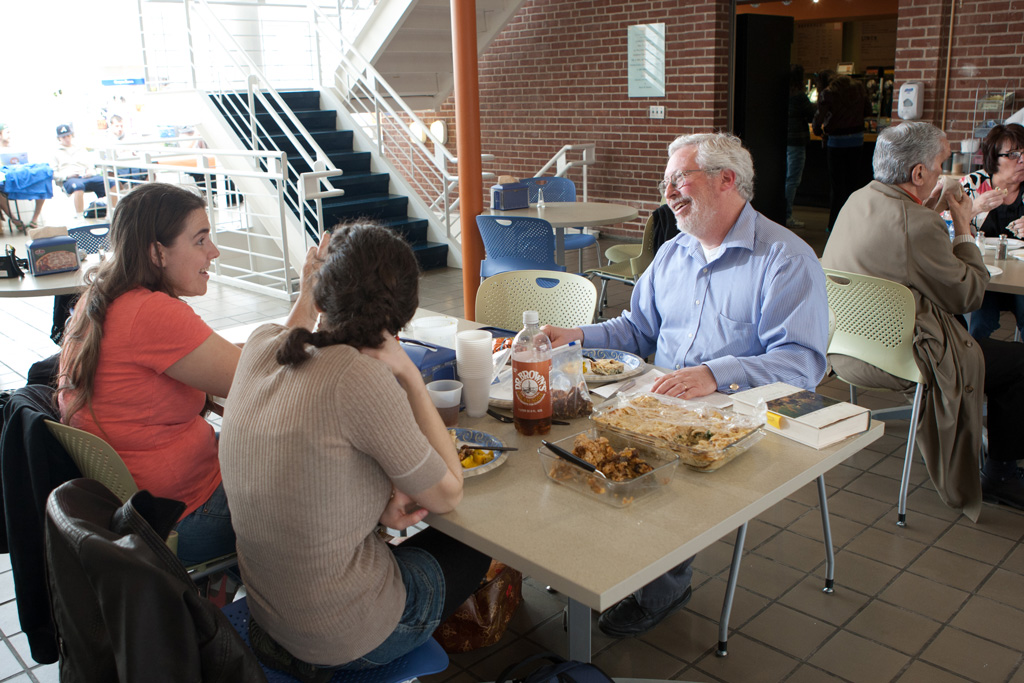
[45,420,139,503]
[476,270,598,329]
[476,215,560,267]
[627,212,659,279]
[823,269,924,384]
[520,176,576,203]
[68,224,111,254]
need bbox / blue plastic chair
[519,177,601,271]
[476,215,567,278]
[222,597,449,683]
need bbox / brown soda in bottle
[512,310,552,435]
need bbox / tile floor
[1,205,1023,682]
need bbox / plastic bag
[549,342,592,420]
[432,561,522,653]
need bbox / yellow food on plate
[459,446,495,469]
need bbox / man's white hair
[667,133,755,202]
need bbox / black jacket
[0,384,79,664]
[45,479,266,683]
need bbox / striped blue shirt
[580,203,828,392]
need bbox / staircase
[354,0,528,110]
[211,89,449,270]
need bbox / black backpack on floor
[497,652,614,683]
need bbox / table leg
[555,227,565,268]
[817,474,835,593]
[567,598,592,663]
[716,522,748,657]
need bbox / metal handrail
[187,0,339,242]
[96,144,297,300]
[308,2,486,236]
[535,143,596,201]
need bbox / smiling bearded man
[541,132,829,638]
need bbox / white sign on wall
[628,23,666,98]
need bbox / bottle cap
[523,310,539,325]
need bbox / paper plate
[582,349,647,385]
[451,428,508,478]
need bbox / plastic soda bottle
[512,310,552,435]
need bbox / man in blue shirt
[544,132,829,638]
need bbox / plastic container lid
[523,310,539,325]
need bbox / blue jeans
[174,483,236,565]
[969,291,1024,340]
[785,145,806,222]
[335,546,446,671]
[632,556,694,611]
[62,175,108,198]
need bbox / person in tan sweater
[219,223,489,680]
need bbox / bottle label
[513,359,552,418]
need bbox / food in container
[591,392,765,472]
[538,429,679,507]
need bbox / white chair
[475,270,597,330]
[45,420,236,576]
[823,269,925,527]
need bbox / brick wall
[894,0,1024,141]
[427,0,732,238]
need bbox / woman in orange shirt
[59,182,326,563]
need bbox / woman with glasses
[960,123,1024,339]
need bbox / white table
[484,201,639,266]
[0,232,92,298]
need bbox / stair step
[260,130,355,157]
[224,110,337,134]
[322,194,409,222]
[377,217,429,244]
[412,242,449,271]
[289,151,371,175]
[215,91,320,114]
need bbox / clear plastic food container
[590,392,765,472]
[537,428,679,507]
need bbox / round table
[485,201,639,266]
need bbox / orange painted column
[451,0,484,320]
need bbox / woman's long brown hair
[59,183,207,423]
[275,223,420,366]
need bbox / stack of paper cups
[456,330,493,417]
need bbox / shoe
[786,218,805,229]
[981,466,1024,510]
[248,615,334,683]
[598,586,692,638]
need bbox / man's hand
[379,489,428,531]
[947,187,974,236]
[651,365,717,399]
[541,325,583,348]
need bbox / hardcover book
[731,383,869,448]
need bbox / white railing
[187,0,344,244]
[97,142,298,300]
[535,144,596,201]
[308,3,493,238]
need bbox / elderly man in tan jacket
[823,121,1024,520]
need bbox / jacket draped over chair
[823,180,987,521]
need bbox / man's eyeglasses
[658,168,713,194]
[997,150,1024,162]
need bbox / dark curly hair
[276,223,420,366]
[981,123,1024,176]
